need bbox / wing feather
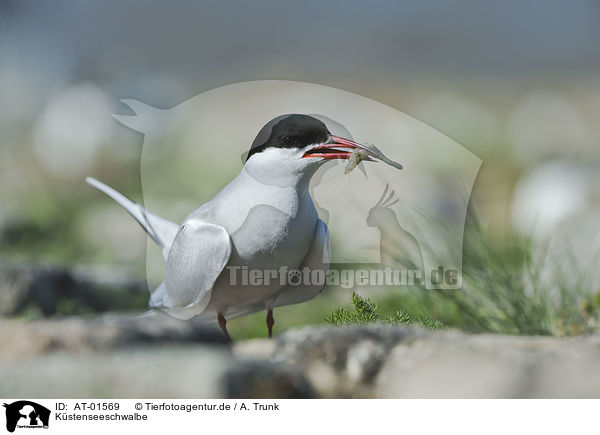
[164,220,232,312]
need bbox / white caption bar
[1,399,597,435]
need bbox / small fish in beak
[344,143,403,174]
[303,135,403,174]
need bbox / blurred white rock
[511,160,600,240]
[538,210,600,290]
[32,82,114,178]
[510,160,600,290]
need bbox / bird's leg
[217,312,232,344]
[266,308,274,338]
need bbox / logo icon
[3,401,50,433]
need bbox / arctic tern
[87,114,391,342]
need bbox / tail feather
[86,177,179,258]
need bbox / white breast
[191,168,319,315]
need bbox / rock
[2,318,600,398]
[235,326,600,398]
[223,361,315,399]
[0,311,228,362]
[0,264,33,315]
[1,345,233,398]
[375,332,600,398]
[0,263,77,316]
[232,338,277,360]
[509,161,600,293]
[0,312,231,398]
[346,340,387,385]
[0,262,148,316]
[272,325,423,368]
[267,325,425,397]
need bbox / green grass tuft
[326,291,445,329]
[325,208,600,337]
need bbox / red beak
[302,135,371,160]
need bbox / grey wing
[160,220,231,318]
[274,218,330,308]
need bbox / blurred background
[1,0,600,337]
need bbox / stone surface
[224,361,315,399]
[375,332,600,398]
[267,325,425,397]
[0,262,149,316]
[0,311,228,363]
[1,316,600,398]
[1,345,232,398]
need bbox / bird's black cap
[246,114,330,161]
